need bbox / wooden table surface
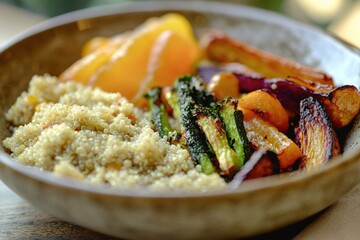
[1,180,317,239]
[0,181,118,240]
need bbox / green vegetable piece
[145,87,172,138]
[197,112,239,176]
[219,98,252,167]
[164,88,181,122]
[175,75,215,174]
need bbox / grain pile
[3,75,226,191]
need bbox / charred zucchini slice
[197,111,239,176]
[175,75,216,174]
[218,98,252,167]
[145,87,172,138]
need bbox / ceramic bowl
[0,1,359,239]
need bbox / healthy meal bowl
[0,1,360,239]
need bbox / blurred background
[0,0,359,47]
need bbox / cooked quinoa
[2,75,226,191]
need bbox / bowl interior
[0,0,359,193]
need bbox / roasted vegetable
[245,151,280,180]
[163,87,181,121]
[199,66,320,113]
[238,90,289,133]
[228,150,280,189]
[175,75,216,174]
[233,74,360,129]
[175,76,254,177]
[207,72,239,99]
[199,65,360,128]
[197,112,239,176]
[321,85,360,129]
[218,98,252,167]
[201,29,334,85]
[296,97,340,171]
[227,149,266,189]
[145,87,172,138]
[239,107,302,170]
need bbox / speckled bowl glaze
[0,1,359,239]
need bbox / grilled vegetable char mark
[219,98,252,167]
[297,96,340,171]
[175,75,216,174]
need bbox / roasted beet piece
[227,149,280,189]
[245,151,280,180]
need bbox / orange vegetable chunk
[238,90,289,133]
[239,107,301,170]
[207,72,240,99]
[322,85,360,128]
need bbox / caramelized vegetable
[239,107,301,170]
[176,76,216,174]
[198,65,323,114]
[245,151,280,180]
[145,87,172,138]
[158,76,252,178]
[238,90,289,133]
[296,97,340,171]
[163,87,181,121]
[218,98,252,168]
[321,86,360,129]
[207,72,239,99]
[227,149,266,189]
[197,112,239,176]
[201,30,334,85]
[199,66,360,128]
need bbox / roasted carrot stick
[201,30,334,86]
